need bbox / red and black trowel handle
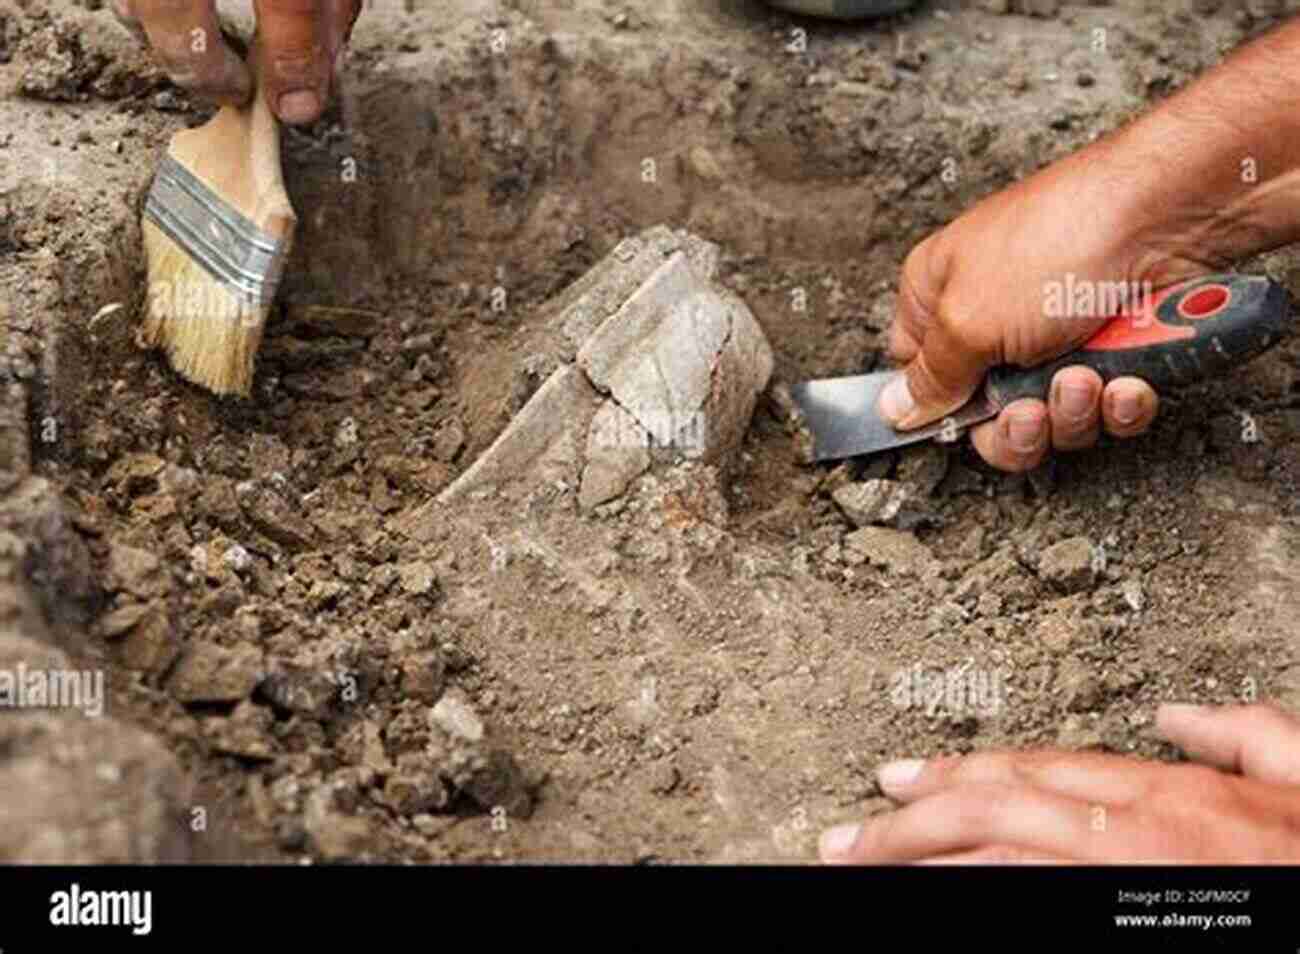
[985,274,1293,408]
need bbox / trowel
[789,273,1293,463]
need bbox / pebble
[832,479,927,529]
[222,544,252,574]
[1037,536,1096,594]
[843,526,935,577]
[167,643,265,704]
[431,692,485,743]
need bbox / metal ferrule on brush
[144,154,287,309]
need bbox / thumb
[879,236,992,431]
[877,322,990,431]
[1156,703,1300,786]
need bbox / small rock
[222,544,252,574]
[832,479,927,529]
[443,746,534,819]
[1121,579,1145,613]
[1055,714,1104,750]
[398,561,437,597]
[98,601,152,640]
[399,652,447,704]
[974,591,1003,619]
[334,417,360,448]
[1056,657,1104,713]
[431,692,485,743]
[382,753,450,815]
[1038,536,1096,594]
[117,604,179,680]
[843,527,935,576]
[896,445,950,497]
[257,666,340,719]
[203,700,275,761]
[236,481,314,550]
[647,762,680,796]
[432,419,465,462]
[105,544,168,599]
[167,643,264,704]
[1034,613,1074,653]
[957,525,987,561]
[307,580,344,610]
[106,453,165,496]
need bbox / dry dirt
[3,0,1300,863]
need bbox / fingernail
[879,375,915,425]
[819,823,862,862]
[1113,391,1142,426]
[1056,381,1095,423]
[877,758,925,793]
[277,90,321,125]
[1007,411,1044,454]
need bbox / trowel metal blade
[789,370,997,462]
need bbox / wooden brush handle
[166,41,296,244]
[244,44,295,239]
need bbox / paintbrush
[139,40,295,397]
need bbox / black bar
[1,865,1297,949]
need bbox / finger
[877,329,989,433]
[876,751,1153,808]
[969,398,1050,472]
[1048,365,1104,452]
[116,0,251,105]
[879,237,989,430]
[821,784,1109,863]
[255,0,336,125]
[1157,703,1300,786]
[323,0,363,59]
[1100,376,1158,439]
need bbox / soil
[4,0,1300,863]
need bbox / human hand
[820,703,1300,863]
[879,17,1300,471]
[878,155,1201,472]
[112,0,362,125]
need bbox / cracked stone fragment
[435,228,771,511]
[438,364,602,503]
[579,401,651,510]
[544,225,720,360]
[576,251,772,491]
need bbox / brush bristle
[141,219,270,397]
